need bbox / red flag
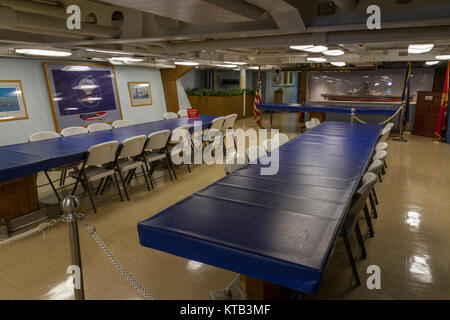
[435,62,450,139]
[253,68,262,127]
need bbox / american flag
[435,61,449,140]
[253,67,262,126]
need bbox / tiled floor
[1,113,449,300]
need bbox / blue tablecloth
[257,103,398,115]
[0,115,217,182]
[138,121,382,294]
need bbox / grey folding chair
[143,130,175,183]
[341,172,378,285]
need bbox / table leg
[270,111,273,126]
[240,274,281,300]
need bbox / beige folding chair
[170,125,192,173]
[70,141,121,213]
[305,121,313,131]
[311,117,321,127]
[113,135,150,200]
[246,146,267,163]
[222,114,238,131]
[163,112,178,120]
[112,119,133,128]
[61,127,88,137]
[143,130,176,183]
[178,109,188,117]
[87,123,112,132]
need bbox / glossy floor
[1,113,449,300]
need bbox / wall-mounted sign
[43,62,123,131]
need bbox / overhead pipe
[0,6,120,38]
[332,0,358,13]
[0,0,65,18]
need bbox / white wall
[176,79,192,110]
[0,57,167,146]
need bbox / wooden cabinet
[413,91,442,138]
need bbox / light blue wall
[0,57,167,146]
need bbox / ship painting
[0,88,21,112]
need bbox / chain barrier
[0,220,59,248]
[79,216,154,300]
[352,105,404,126]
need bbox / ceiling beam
[201,0,266,21]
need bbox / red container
[187,108,199,118]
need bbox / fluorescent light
[214,64,237,68]
[110,57,144,62]
[330,62,346,67]
[425,60,439,65]
[408,44,434,54]
[15,49,71,57]
[303,46,328,53]
[86,48,132,55]
[224,61,247,65]
[248,66,259,70]
[62,66,92,72]
[307,57,327,62]
[290,45,314,51]
[174,61,199,66]
[436,55,450,60]
[323,49,344,56]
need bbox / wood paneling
[188,95,255,118]
[160,66,194,112]
[0,175,39,219]
[413,91,442,138]
[240,275,280,300]
[309,111,326,122]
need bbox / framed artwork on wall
[0,80,29,122]
[128,82,152,106]
[283,71,294,86]
[43,62,123,131]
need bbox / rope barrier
[352,105,404,125]
[0,220,59,248]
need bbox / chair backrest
[112,119,133,128]
[311,118,321,127]
[29,131,59,142]
[61,126,88,137]
[367,160,384,175]
[87,123,111,133]
[209,116,225,130]
[376,142,388,151]
[222,114,238,130]
[163,112,178,120]
[305,121,313,130]
[246,146,266,163]
[146,130,171,150]
[119,135,147,158]
[178,109,188,118]
[224,152,247,175]
[373,150,388,162]
[86,141,119,166]
[171,125,191,146]
[262,138,277,152]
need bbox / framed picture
[128,82,152,106]
[0,80,29,122]
[283,71,294,86]
[43,62,123,131]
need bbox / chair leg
[165,155,174,180]
[378,172,383,183]
[95,177,105,196]
[112,173,124,202]
[71,168,84,196]
[100,176,111,195]
[144,161,154,189]
[117,169,130,201]
[341,228,361,285]
[363,204,375,237]
[384,160,388,168]
[381,166,386,175]
[62,170,68,186]
[186,164,191,173]
[141,164,151,191]
[59,170,65,186]
[82,173,96,214]
[44,171,61,202]
[372,188,379,205]
[355,222,367,259]
[369,192,378,219]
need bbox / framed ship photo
[0,80,28,122]
[128,82,152,106]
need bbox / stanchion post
[351,108,355,124]
[395,101,408,142]
[62,196,85,300]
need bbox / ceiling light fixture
[425,61,439,66]
[330,62,346,67]
[436,55,450,60]
[224,61,247,65]
[214,64,237,68]
[323,49,344,56]
[86,48,132,55]
[109,57,144,62]
[15,49,72,57]
[290,45,314,51]
[307,57,327,63]
[303,46,328,53]
[174,61,199,66]
[408,44,434,54]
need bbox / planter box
[188,94,255,119]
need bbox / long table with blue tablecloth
[0,115,217,235]
[138,121,382,296]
